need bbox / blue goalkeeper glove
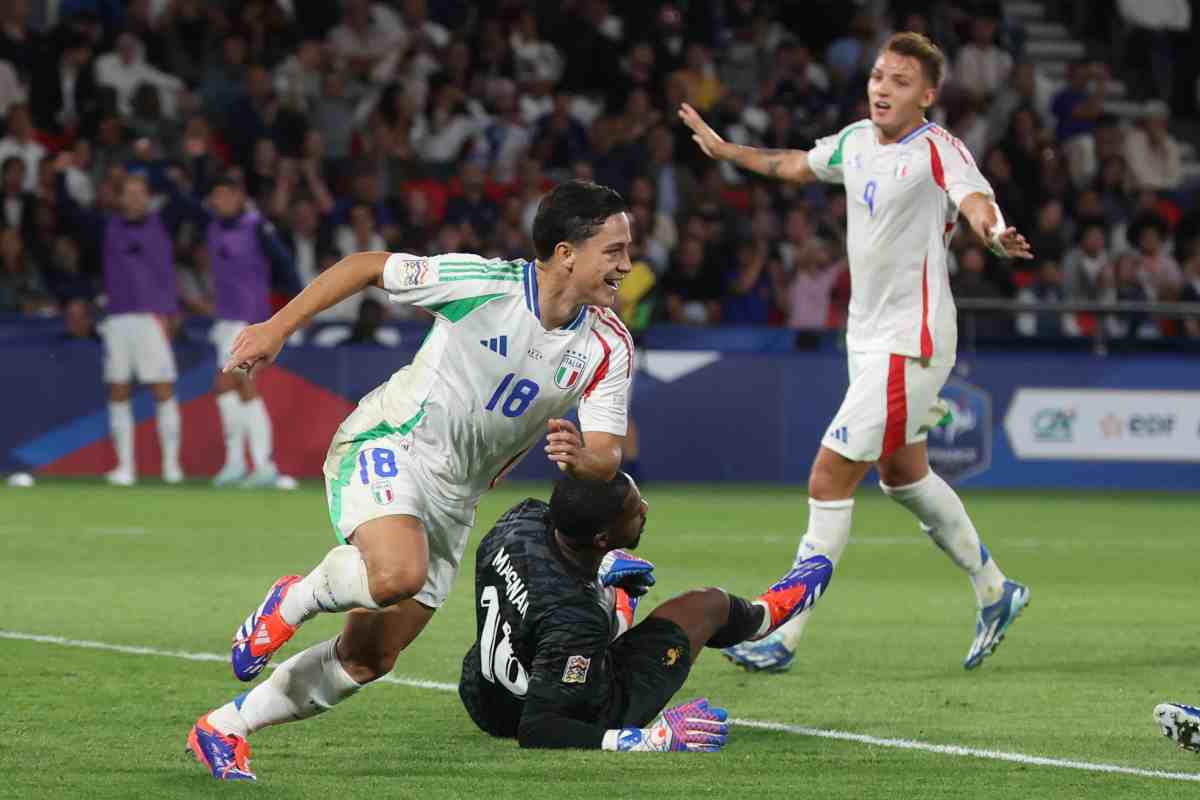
[598,549,656,597]
[605,698,729,752]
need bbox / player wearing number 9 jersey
[185,181,635,782]
[679,33,1033,674]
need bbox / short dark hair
[549,472,633,541]
[531,180,626,261]
[882,32,946,88]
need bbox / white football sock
[215,391,247,473]
[279,544,380,627]
[880,472,1007,607]
[244,397,275,471]
[770,498,854,648]
[156,398,182,475]
[108,400,134,473]
[207,638,363,737]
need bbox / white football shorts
[822,351,952,463]
[323,405,475,610]
[100,312,177,384]
[210,319,248,367]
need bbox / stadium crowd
[1,0,1198,344]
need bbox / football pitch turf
[2,480,1198,798]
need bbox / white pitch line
[4,630,1198,783]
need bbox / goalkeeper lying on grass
[458,473,833,752]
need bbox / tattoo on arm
[768,159,781,177]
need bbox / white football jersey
[355,252,632,502]
[808,119,994,364]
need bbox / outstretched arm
[959,193,1034,260]
[224,251,388,374]
[677,102,817,183]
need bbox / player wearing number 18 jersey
[185,181,636,781]
[680,33,1033,673]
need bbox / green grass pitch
[2,480,1198,798]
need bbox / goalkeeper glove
[603,698,729,752]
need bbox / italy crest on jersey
[371,480,394,505]
[554,349,588,389]
[895,153,912,180]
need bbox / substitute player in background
[54,154,190,486]
[186,181,637,781]
[459,473,833,751]
[680,32,1033,672]
[203,173,299,488]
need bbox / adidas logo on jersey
[480,336,508,356]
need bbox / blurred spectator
[981,147,1028,233]
[338,297,400,346]
[672,43,724,113]
[0,58,24,120]
[0,225,49,312]
[1123,100,1186,192]
[950,97,988,160]
[1052,61,1107,185]
[776,237,843,331]
[954,14,1013,103]
[0,0,36,75]
[274,38,326,113]
[332,164,394,230]
[311,71,368,171]
[953,245,1011,338]
[1180,254,1200,337]
[510,9,563,86]
[1016,260,1073,337]
[414,82,487,175]
[986,63,1050,143]
[1098,154,1135,227]
[1130,213,1183,299]
[398,0,450,51]
[159,0,210,87]
[61,296,98,340]
[444,160,499,244]
[0,105,44,193]
[827,12,879,91]
[328,0,407,86]
[534,92,589,177]
[722,238,772,325]
[1000,107,1045,205]
[0,155,33,231]
[29,30,95,132]
[474,78,532,184]
[644,125,695,221]
[95,33,184,119]
[177,238,213,317]
[1027,198,1071,268]
[1063,221,1112,301]
[1105,251,1153,340]
[45,235,95,304]
[663,238,721,325]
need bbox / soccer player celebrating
[204,174,298,488]
[679,33,1033,672]
[458,474,833,751]
[187,181,640,781]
